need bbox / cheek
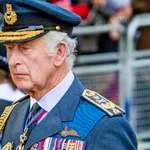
[28,63,39,79]
[27,56,54,83]
[26,56,39,73]
[27,59,45,82]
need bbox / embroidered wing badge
[82,89,125,117]
[59,126,80,138]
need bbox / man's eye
[21,47,29,50]
[20,46,31,54]
[6,47,13,51]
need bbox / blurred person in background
[96,0,133,53]
[47,0,132,41]
[105,0,133,40]
[0,44,25,114]
[79,0,133,53]
[48,0,133,53]
[132,0,150,50]
[47,0,107,21]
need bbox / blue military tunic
[0,76,137,150]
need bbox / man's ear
[54,41,67,67]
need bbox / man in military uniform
[0,0,137,149]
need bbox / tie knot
[30,103,41,119]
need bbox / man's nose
[8,51,22,67]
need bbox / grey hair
[41,31,77,69]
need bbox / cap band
[0,30,44,42]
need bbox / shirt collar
[30,70,74,112]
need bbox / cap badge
[59,126,80,137]
[4,4,17,25]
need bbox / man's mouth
[14,73,29,78]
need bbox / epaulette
[82,89,125,117]
[0,94,30,134]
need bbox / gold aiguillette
[2,142,13,150]
[16,127,28,150]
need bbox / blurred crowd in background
[0,0,150,54]
[41,0,150,53]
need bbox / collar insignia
[59,126,80,138]
[4,4,17,25]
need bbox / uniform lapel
[25,75,85,149]
[1,98,30,149]
[25,106,62,149]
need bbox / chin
[15,82,34,92]
[17,86,31,92]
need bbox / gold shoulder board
[82,89,125,117]
[0,103,18,134]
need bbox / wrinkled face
[5,38,56,92]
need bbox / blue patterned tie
[28,102,41,122]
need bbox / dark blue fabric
[54,100,106,140]
[0,0,81,26]
[85,115,138,150]
[1,76,138,150]
[0,0,81,43]
[1,98,30,149]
